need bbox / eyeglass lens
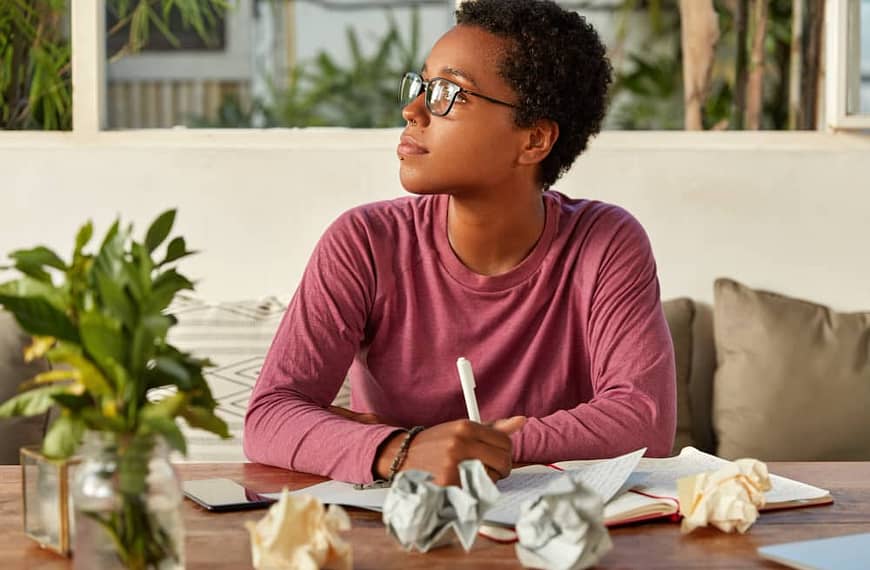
[399,73,457,117]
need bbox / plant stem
[733,0,749,130]
[84,436,178,569]
[788,0,804,129]
[745,0,768,129]
[799,0,824,130]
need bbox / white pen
[456,357,481,423]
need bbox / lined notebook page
[484,448,645,525]
[625,447,830,504]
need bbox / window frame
[71,0,107,134]
[826,0,870,130]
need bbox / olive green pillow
[0,311,50,464]
[713,278,870,460]
[662,298,694,454]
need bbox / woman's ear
[518,119,559,166]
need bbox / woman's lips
[397,134,429,157]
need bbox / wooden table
[1,462,869,568]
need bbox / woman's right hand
[374,416,526,486]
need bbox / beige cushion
[0,311,50,464]
[712,278,870,460]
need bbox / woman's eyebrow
[419,63,480,89]
[441,66,480,89]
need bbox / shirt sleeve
[511,210,677,462]
[243,210,400,483]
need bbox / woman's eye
[455,92,468,103]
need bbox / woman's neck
[446,188,546,277]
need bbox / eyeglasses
[399,71,517,117]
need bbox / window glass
[563,1,685,130]
[101,0,832,131]
[564,1,807,130]
[0,2,71,130]
[105,0,453,129]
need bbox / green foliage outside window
[0,0,226,130]
[0,0,71,130]
[0,0,816,131]
[609,0,800,130]
[194,11,423,128]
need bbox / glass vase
[71,431,185,570]
[20,446,80,555]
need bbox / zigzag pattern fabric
[149,294,350,462]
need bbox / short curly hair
[456,0,612,189]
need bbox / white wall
[1,131,869,310]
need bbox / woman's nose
[401,90,429,126]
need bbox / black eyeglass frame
[399,71,517,117]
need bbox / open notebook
[480,447,832,540]
[265,447,831,533]
[589,446,832,527]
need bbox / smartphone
[183,478,277,512]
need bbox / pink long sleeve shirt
[244,191,676,483]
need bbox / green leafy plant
[193,9,423,128]
[609,0,801,130]
[106,0,228,61]
[0,0,72,129]
[0,0,227,130]
[305,11,421,128]
[0,210,229,567]
[611,52,684,130]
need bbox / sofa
[2,277,868,464]
[0,311,51,464]
[666,277,870,462]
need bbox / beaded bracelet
[355,425,425,490]
[387,425,425,483]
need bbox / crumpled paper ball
[245,488,352,569]
[678,458,772,534]
[514,475,613,570]
[382,459,500,552]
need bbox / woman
[244,0,676,486]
